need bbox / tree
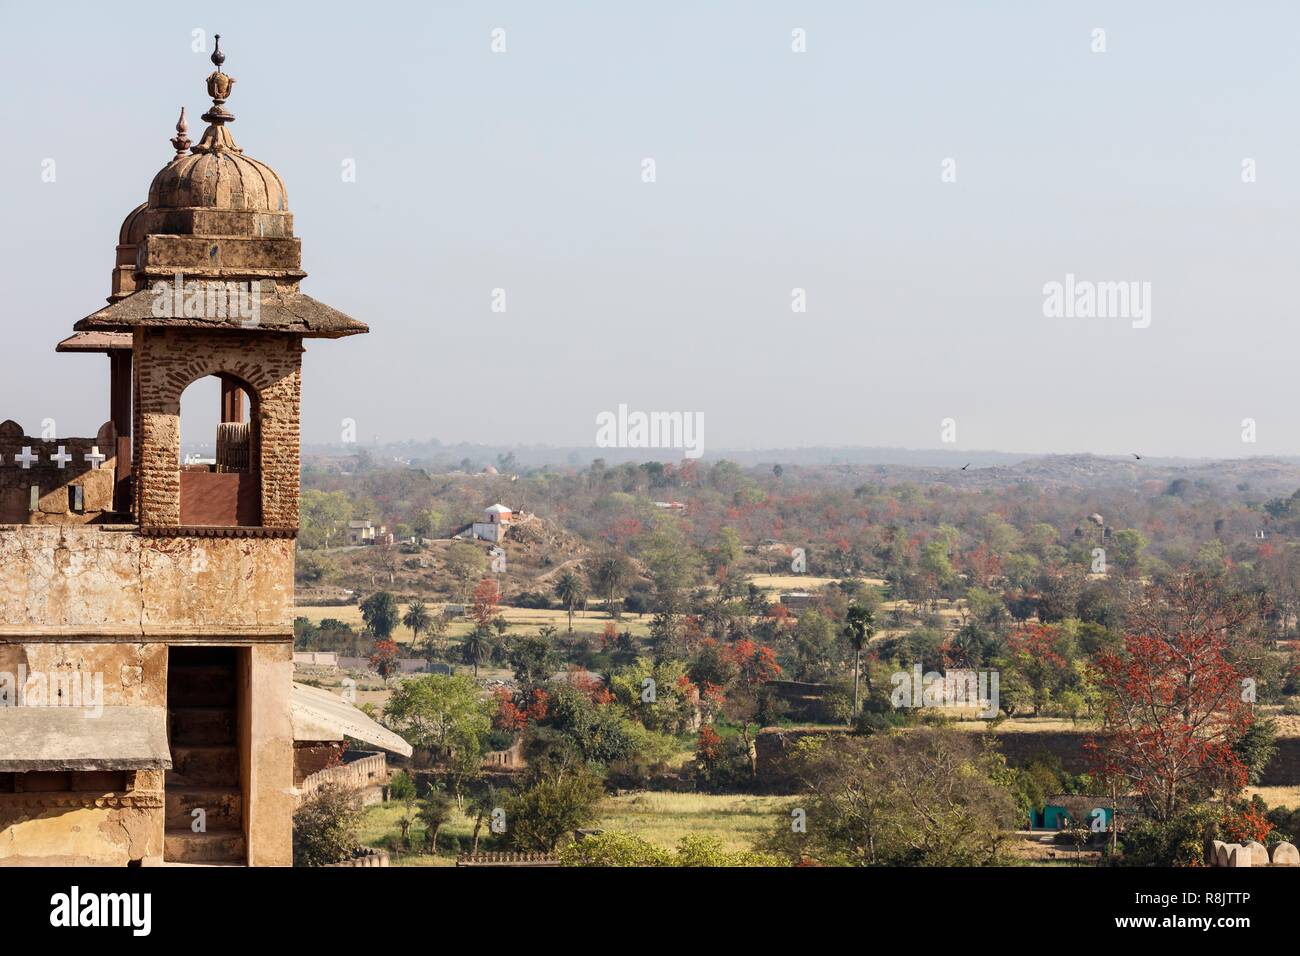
[588,552,633,620]
[467,785,505,854]
[360,591,400,640]
[470,578,501,631]
[553,570,586,633]
[710,527,743,573]
[412,508,443,540]
[1088,573,1256,821]
[718,639,782,776]
[368,639,400,684]
[446,542,487,602]
[403,600,431,647]
[300,490,353,551]
[384,674,494,761]
[426,614,450,659]
[842,603,876,719]
[388,771,418,846]
[508,634,560,695]
[461,626,493,677]
[505,765,604,852]
[764,729,1018,866]
[419,788,455,853]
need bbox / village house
[347,519,386,546]
[0,39,368,865]
[453,503,529,543]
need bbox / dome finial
[201,34,236,127]
[194,33,240,154]
[170,107,191,157]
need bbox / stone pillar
[243,640,295,866]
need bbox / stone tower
[0,38,366,865]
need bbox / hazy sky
[2,1,1299,459]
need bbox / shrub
[293,784,363,867]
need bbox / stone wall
[299,751,387,802]
[0,524,295,867]
[1210,840,1299,866]
[754,725,1300,792]
[0,527,293,638]
[0,421,117,524]
[0,769,164,866]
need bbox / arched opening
[177,374,261,526]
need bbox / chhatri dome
[75,36,365,337]
[146,36,288,215]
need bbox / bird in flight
[961,463,970,471]
[1132,453,1142,460]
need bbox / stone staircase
[165,650,245,865]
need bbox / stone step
[165,787,242,831]
[169,706,235,745]
[167,665,236,707]
[164,829,246,865]
[166,745,239,788]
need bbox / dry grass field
[1245,786,1300,810]
[951,717,1099,733]
[295,602,652,641]
[747,574,842,592]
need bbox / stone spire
[194,34,241,154]
[169,108,191,158]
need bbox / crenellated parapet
[0,420,118,523]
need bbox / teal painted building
[1029,797,1119,831]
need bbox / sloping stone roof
[55,331,134,352]
[75,288,368,338]
[291,682,413,757]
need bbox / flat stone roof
[0,706,171,772]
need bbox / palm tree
[843,603,876,720]
[461,625,492,677]
[588,553,630,621]
[403,600,430,649]
[553,570,586,633]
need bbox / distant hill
[303,442,1300,498]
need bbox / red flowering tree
[368,639,400,685]
[598,622,618,652]
[718,640,782,777]
[1088,574,1257,821]
[695,725,722,764]
[470,578,501,630]
[494,686,550,733]
[1222,804,1272,845]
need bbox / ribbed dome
[144,36,288,214]
[148,149,288,212]
[118,202,148,246]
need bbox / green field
[595,792,794,853]
[358,790,793,865]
